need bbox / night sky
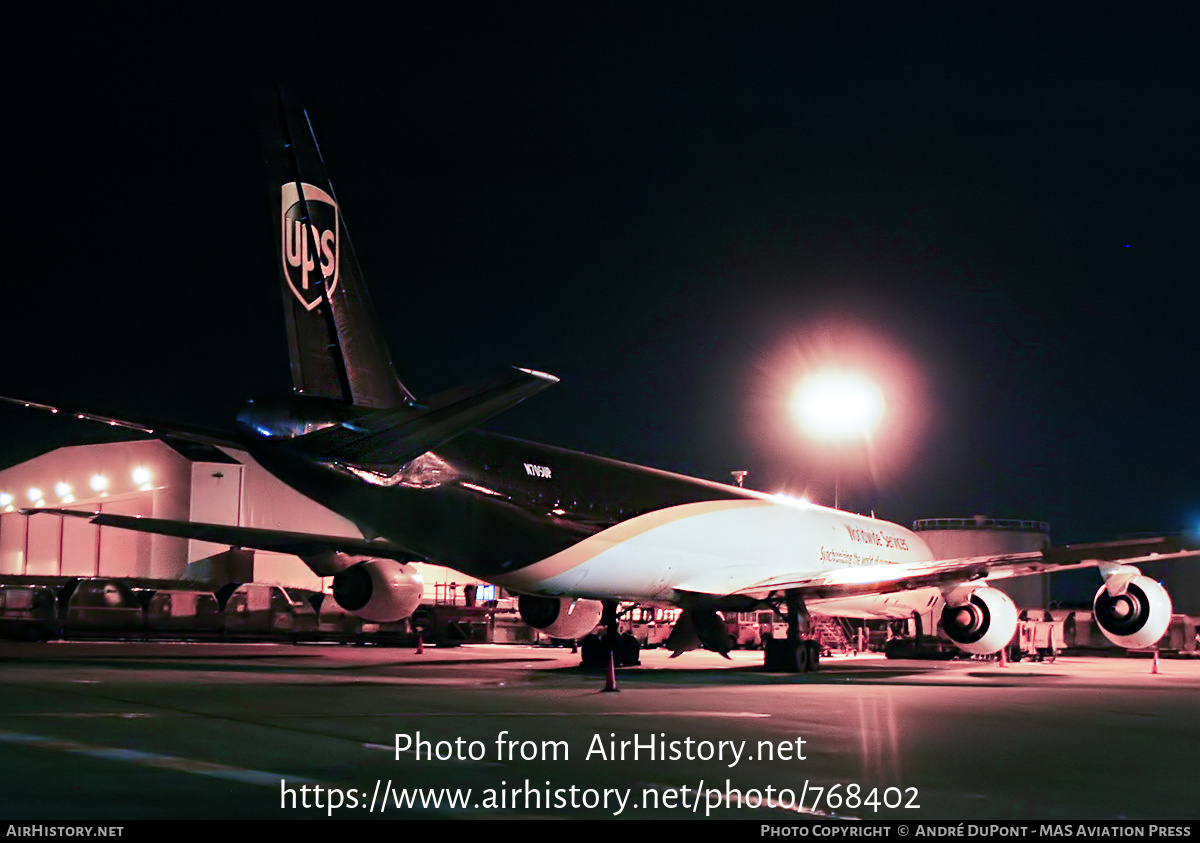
[3,5,1197,544]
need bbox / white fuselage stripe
[493,499,934,607]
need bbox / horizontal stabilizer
[0,395,240,449]
[290,367,558,469]
[22,508,414,576]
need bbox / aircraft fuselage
[240,402,934,611]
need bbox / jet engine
[518,595,603,639]
[1093,575,1172,649]
[331,560,424,622]
[940,587,1018,655]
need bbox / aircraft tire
[763,637,810,672]
[805,640,820,671]
[618,632,641,667]
[579,633,606,670]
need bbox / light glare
[792,370,884,441]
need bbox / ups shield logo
[281,182,339,311]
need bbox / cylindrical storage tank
[912,516,1050,609]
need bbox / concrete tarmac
[0,641,1196,821]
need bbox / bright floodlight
[90,474,108,492]
[792,370,885,442]
[55,482,72,498]
[131,467,152,486]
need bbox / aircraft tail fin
[268,90,413,410]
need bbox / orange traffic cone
[1151,650,1160,674]
[415,635,424,655]
[602,649,619,693]
[998,645,1009,668]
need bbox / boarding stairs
[811,614,854,654]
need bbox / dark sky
[3,5,1197,543]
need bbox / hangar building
[0,438,482,602]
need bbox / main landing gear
[762,591,820,672]
[579,600,641,670]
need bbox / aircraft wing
[22,508,414,576]
[672,536,1200,601]
[0,395,240,449]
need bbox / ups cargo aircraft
[8,98,1198,670]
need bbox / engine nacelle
[331,560,424,622]
[518,595,602,639]
[940,587,1018,655]
[1093,575,1172,649]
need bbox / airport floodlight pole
[730,470,749,488]
[790,369,884,510]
